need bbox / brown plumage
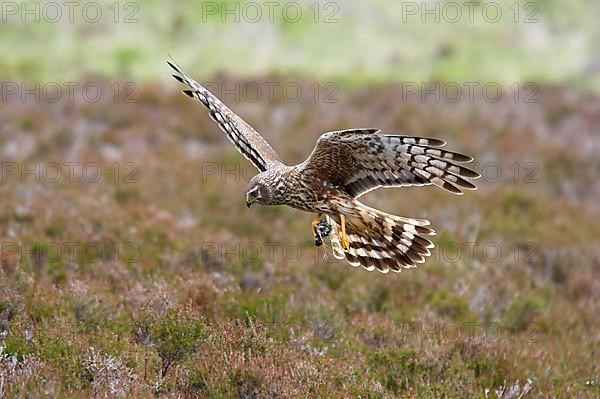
[169,59,480,274]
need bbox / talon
[340,214,350,250]
[311,213,321,235]
[341,236,350,251]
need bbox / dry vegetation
[0,80,599,397]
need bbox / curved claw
[340,214,350,250]
[341,235,350,251]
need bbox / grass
[0,78,598,397]
[0,1,599,91]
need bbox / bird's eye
[250,185,261,199]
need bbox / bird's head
[245,174,272,207]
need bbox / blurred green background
[1,0,599,89]
[1,1,599,397]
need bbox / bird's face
[245,178,270,207]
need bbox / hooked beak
[245,192,255,208]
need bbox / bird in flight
[169,59,480,274]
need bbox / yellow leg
[340,214,350,250]
[311,213,322,238]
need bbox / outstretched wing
[300,129,480,198]
[168,59,282,172]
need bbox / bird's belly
[278,171,345,214]
[283,191,336,214]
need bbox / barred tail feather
[327,204,436,274]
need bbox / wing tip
[454,154,474,163]
[427,138,447,147]
[167,59,178,72]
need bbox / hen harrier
[169,59,480,274]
